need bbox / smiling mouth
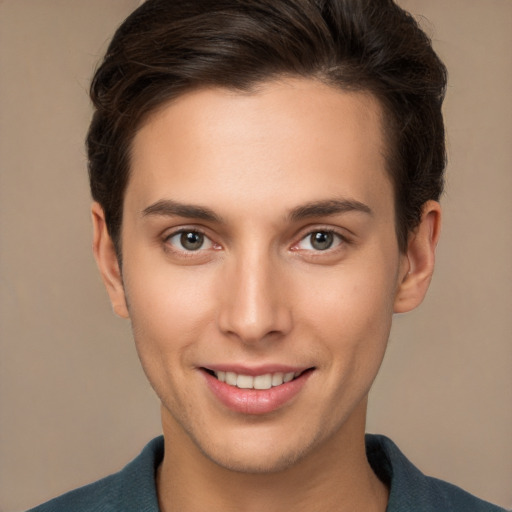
[203,369,312,390]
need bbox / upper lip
[201,364,313,376]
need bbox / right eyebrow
[141,199,223,223]
[288,198,373,222]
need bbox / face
[94,78,437,473]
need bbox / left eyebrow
[141,199,223,223]
[288,198,373,222]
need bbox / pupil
[181,232,203,250]
[311,231,333,250]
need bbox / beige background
[0,1,510,510]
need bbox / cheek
[318,286,393,372]
[296,254,397,373]
[122,260,217,379]
[122,267,218,418]
[124,254,215,329]
[298,258,397,331]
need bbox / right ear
[91,202,129,318]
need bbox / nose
[217,251,293,346]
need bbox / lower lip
[203,370,313,415]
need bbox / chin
[193,428,322,474]
[204,447,307,474]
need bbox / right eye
[295,230,345,252]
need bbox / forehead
[127,78,392,219]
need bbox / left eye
[297,231,343,251]
[167,230,214,251]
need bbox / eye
[166,230,214,251]
[296,230,343,251]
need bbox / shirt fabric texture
[28,435,507,512]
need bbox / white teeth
[271,372,284,386]
[236,374,254,389]
[253,374,272,390]
[225,371,237,386]
[213,370,302,389]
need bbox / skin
[93,78,440,512]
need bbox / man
[29,1,507,511]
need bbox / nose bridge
[218,243,291,344]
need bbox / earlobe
[394,200,441,314]
[91,202,130,319]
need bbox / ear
[394,200,441,313]
[91,202,129,318]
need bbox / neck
[156,403,388,512]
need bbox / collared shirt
[28,435,507,511]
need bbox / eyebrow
[141,197,372,223]
[142,199,223,223]
[288,199,373,221]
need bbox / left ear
[91,202,130,319]
[394,200,441,313]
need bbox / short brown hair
[87,0,447,255]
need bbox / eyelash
[162,227,350,256]
[292,228,349,253]
[163,228,218,256]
